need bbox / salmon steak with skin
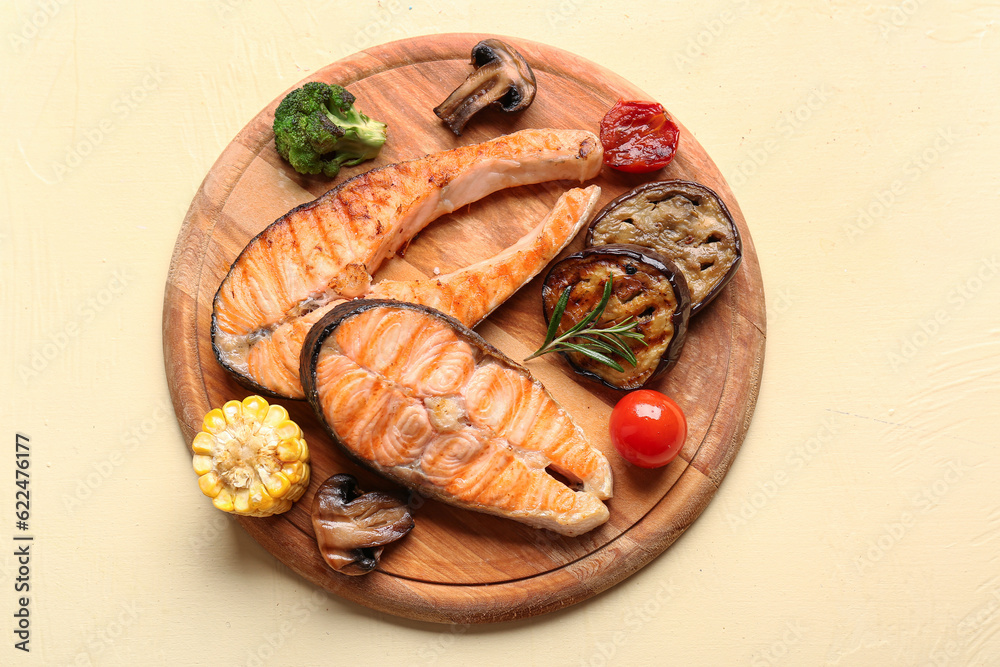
[301,300,613,536]
[235,185,601,399]
[211,128,603,399]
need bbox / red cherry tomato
[599,100,680,173]
[609,390,687,468]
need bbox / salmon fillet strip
[240,185,601,399]
[213,128,602,399]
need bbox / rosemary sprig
[524,276,646,372]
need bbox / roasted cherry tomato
[599,100,680,173]
[609,389,687,468]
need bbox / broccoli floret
[272,81,387,178]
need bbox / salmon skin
[212,129,603,398]
[301,300,613,537]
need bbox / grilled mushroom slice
[311,474,413,576]
[433,39,537,135]
[586,180,741,315]
[542,245,691,390]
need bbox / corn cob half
[191,395,310,516]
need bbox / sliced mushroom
[433,39,537,135]
[311,474,414,576]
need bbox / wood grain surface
[162,33,766,624]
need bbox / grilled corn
[191,395,310,516]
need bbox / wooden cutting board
[162,33,765,624]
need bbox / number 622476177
[15,434,29,530]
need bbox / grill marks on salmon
[336,305,477,398]
[302,301,612,536]
[212,129,603,398]
[463,362,612,498]
[232,184,601,399]
[368,185,602,330]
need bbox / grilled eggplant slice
[541,245,691,390]
[300,299,613,536]
[586,180,741,315]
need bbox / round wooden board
[163,33,765,624]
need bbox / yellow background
[3,1,999,664]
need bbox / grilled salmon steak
[212,129,603,398]
[301,300,613,536]
[234,185,602,399]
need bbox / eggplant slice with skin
[586,180,741,315]
[542,245,691,391]
[300,300,612,537]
